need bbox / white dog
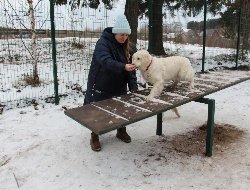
[132,50,194,101]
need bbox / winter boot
[116,127,131,143]
[90,132,101,151]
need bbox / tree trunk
[151,0,165,55]
[27,0,39,84]
[125,0,139,52]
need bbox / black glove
[130,89,139,93]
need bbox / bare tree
[3,0,41,85]
[27,0,39,84]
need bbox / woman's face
[114,34,129,44]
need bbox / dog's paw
[188,85,194,90]
[145,95,154,101]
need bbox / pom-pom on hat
[112,14,131,35]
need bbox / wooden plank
[209,71,250,79]
[162,85,204,99]
[93,98,151,122]
[116,93,171,112]
[195,79,226,88]
[193,83,217,92]
[65,104,128,134]
[65,71,250,135]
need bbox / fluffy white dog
[132,50,195,101]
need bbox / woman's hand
[130,89,139,93]
[125,64,136,72]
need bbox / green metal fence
[0,0,249,109]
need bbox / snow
[1,1,250,188]
[0,77,249,189]
[0,34,249,190]
[1,7,250,188]
[0,33,249,190]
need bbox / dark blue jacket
[84,27,138,104]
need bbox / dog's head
[132,50,151,70]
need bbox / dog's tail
[171,108,180,118]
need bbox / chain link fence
[0,0,249,110]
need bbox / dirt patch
[137,123,247,168]
[156,123,246,157]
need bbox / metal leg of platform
[156,113,163,135]
[195,97,215,157]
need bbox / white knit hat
[112,14,131,35]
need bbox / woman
[84,14,138,151]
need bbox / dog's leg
[145,81,164,101]
[189,82,194,90]
[188,76,194,90]
[186,68,195,90]
[171,77,179,88]
[171,107,180,117]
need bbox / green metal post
[206,99,215,157]
[235,8,242,70]
[201,0,207,73]
[50,0,59,105]
[147,0,153,53]
[156,113,162,135]
[195,97,215,157]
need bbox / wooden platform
[65,70,250,135]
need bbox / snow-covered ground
[0,74,249,189]
[0,26,249,190]
[1,1,249,189]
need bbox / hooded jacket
[84,27,138,104]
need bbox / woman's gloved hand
[130,89,139,93]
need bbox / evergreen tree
[220,0,250,51]
[55,0,249,55]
